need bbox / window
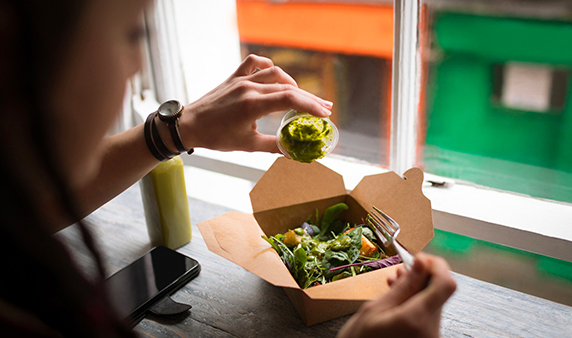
[492,62,569,114]
[235,1,394,166]
[134,0,572,306]
[422,10,572,204]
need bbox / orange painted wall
[236,1,394,59]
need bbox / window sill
[182,148,572,263]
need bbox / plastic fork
[366,206,415,270]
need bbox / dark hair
[0,1,134,336]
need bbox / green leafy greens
[262,203,391,289]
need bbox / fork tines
[368,206,415,270]
[366,213,390,247]
[366,206,402,247]
[372,206,401,238]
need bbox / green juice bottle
[140,156,192,249]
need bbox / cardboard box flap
[349,167,433,254]
[197,212,299,289]
[250,157,347,214]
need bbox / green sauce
[280,115,333,163]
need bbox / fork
[366,206,415,270]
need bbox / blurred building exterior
[236,0,572,203]
[234,0,572,307]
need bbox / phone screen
[105,246,200,324]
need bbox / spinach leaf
[346,227,363,263]
[319,258,336,279]
[332,271,352,282]
[361,226,376,243]
[290,245,311,286]
[347,247,360,264]
[293,245,308,273]
[321,250,351,279]
[318,203,348,239]
[325,250,349,264]
[347,227,363,248]
[328,219,346,237]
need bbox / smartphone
[105,246,200,327]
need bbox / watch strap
[168,120,189,154]
[144,112,168,162]
[151,112,176,160]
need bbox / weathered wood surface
[55,184,572,338]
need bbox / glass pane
[424,229,572,307]
[418,0,572,203]
[236,1,393,167]
[172,1,242,103]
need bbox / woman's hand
[337,253,457,338]
[178,54,333,153]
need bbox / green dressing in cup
[277,110,339,163]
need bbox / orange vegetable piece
[344,228,379,257]
[283,230,302,246]
[360,236,378,257]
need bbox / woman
[0,0,456,336]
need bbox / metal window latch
[425,180,452,188]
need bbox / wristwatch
[157,100,194,155]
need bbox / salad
[262,202,402,289]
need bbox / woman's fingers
[251,91,332,118]
[367,255,431,312]
[369,254,455,315]
[234,54,275,77]
[244,133,280,153]
[232,55,334,119]
[387,265,407,286]
[248,65,298,87]
[251,82,333,110]
[404,256,457,313]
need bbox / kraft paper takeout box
[197,157,434,326]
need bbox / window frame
[134,0,572,264]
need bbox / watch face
[158,100,183,121]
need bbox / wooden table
[55,184,572,337]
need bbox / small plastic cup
[276,110,339,163]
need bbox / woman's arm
[52,55,332,231]
[73,124,159,220]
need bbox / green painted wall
[424,13,572,202]
[433,13,572,65]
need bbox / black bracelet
[168,119,189,154]
[144,112,168,162]
[151,112,177,160]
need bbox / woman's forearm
[50,123,160,232]
[78,124,159,214]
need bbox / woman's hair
[0,1,135,336]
